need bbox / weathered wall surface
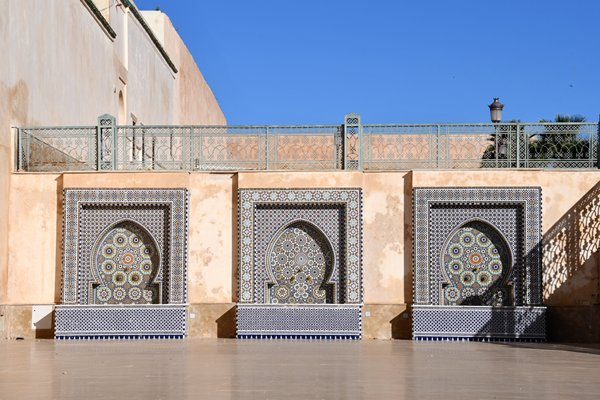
[2,170,598,339]
[142,11,226,125]
[0,1,10,304]
[0,0,225,302]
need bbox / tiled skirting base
[55,304,187,340]
[412,305,546,341]
[236,304,362,339]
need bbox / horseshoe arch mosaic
[440,220,512,307]
[91,220,161,305]
[265,220,336,304]
[237,188,363,339]
[412,187,546,341]
[55,188,189,340]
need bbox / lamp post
[488,98,504,123]
[488,98,506,165]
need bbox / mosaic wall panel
[62,189,188,305]
[92,221,160,304]
[412,305,546,340]
[237,304,362,339]
[430,206,523,305]
[237,188,363,339]
[58,189,189,339]
[79,205,169,304]
[412,187,544,340]
[413,187,542,305]
[441,222,512,306]
[254,204,345,304]
[267,221,335,304]
[239,188,362,304]
[55,305,187,339]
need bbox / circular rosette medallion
[113,287,126,302]
[445,287,460,303]
[442,223,511,306]
[96,286,112,302]
[93,221,159,305]
[112,271,127,286]
[267,222,334,304]
[128,287,142,301]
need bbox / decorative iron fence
[16,114,599,172]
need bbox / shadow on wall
[54,174,64,304]
[542,181,600,342]
[216,306,236,338]
[543,181,600,305]
[474,182,600,343]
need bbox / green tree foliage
[482,114,590,168]
[529,114,588,165]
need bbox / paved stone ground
[1,339,599,399]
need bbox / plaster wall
[0,0,225,300]
[143,11,226,125]
[124,10,175,124]
[2,170,599,339]
[0,1,10,304]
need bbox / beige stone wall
[0,0,225,301]
[1,169,599,339]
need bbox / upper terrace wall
[0,0,226,302]
[3,170,598,309]
[142,11,226,125]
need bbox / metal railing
[16,114,599,172]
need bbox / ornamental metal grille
[16,115,599,171]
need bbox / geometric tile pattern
[92,221,160,304]
[59,189,189,339]
[413,187,542,306]
[266,221,334,304]
[412,305,546,340]
[237,188,362,339]
[236,304,362,339]
[412,187,544,340]
[430,205,523,305]
[238,188,362,304]
[254,204,345,304]
[441,222,512,306]
[62,188,189,305]
[54,304,187,339]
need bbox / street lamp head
[488,97,504,123]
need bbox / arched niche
[91,220,160,304]
[440,220,513,306]
[265,220,336,304]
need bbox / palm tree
[529,114,588,166]
[481,120,520,168]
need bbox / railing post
[189,126,194,170]
[113,121,118,169]
[16,128,23,171]
[265,126,270,171]
[597,115,600,169]
[516,123,520,169]
[436,125,441,168]
[97,114,116,170]
[199,126,204,170]
[343,113,362,170]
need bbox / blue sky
[137,0,600,125]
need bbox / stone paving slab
[1,339,599,399]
